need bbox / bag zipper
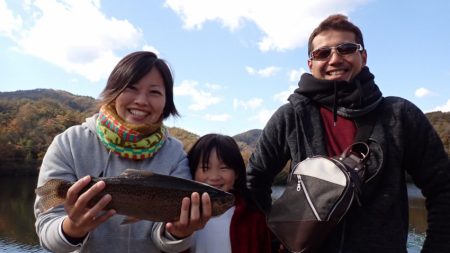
[326,165,354,222]
[296,174,322,221]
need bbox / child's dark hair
[187,133,247,195]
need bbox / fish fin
[35,179,68,213]
[120,216,141,225]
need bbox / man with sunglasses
[247,14,450,252]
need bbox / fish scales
[95,176,207,221]
[36,169,235,222]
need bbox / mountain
[233,129,262,148]
[168,127,199,151]
[0,89,259,173]
[233,129,262,156]
[0,89,448,174]
[0,89,98,114]
[0,89,258,147]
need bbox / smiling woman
[34,51,213,253]
[95,52,178,159]
[114,68,167,126]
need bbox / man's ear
[307,59,313,71]
[361,50,367,66]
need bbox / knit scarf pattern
[96,104,166,160]
[295,66,383,119]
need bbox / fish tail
[35,179,69,213]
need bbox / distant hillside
[0,88,448,175]
[0,89,256,173]
[233,129,262,148]
[0,89,100,174]
[425,111,450,155]
[168,127,199,151]
[0,89,98,115]
[233,129,262,162]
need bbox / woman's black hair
[99,51,179,119]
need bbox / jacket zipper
[338,220,346,253]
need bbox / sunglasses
[309,43,363,61]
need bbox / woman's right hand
[62,176,116,239]
[165,192,212,239]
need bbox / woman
[34,51,210,253]
[153,134,273,253]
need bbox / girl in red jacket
[186,133,273,253]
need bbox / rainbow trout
[35,169,235,222]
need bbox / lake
[0,176,425,252]
[0,176,49,252]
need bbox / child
[153,133,273,253]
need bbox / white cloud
[415,87,436,98]
[0,0,23,39]
[246,65,280,77]
[205,83,222,90]
[274,85,297,103]
[142,44,160,56]
[245,66,256,75]
[164,0,369,52]
[233,98,263,110]
[430,99,450,112]
[1,0,143,81]
[289,68,307,82]
[204,113,231,122]
[174,80,222,111]
[249,108,276,126]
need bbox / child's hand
[165,192,211,239]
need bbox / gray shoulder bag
[267,109,376,253]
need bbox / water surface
[0,177,425,252]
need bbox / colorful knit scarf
[96,104,166,160]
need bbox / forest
[0,89,449,179]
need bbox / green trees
[0,90,95,174]
[1,89,449,176]
[426,111,450,155]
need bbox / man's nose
[328,48,343,63]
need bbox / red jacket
[184,194,272,253]
[230,194,272,253]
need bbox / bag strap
[291,102,379,157]
[353,105,379,143]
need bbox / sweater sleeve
[151,222,193,253]
[34,132,82,252]
[246,104,293,213]
[401,101,450,252]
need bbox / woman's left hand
[165,192,211,239]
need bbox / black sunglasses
[309,43,363,61]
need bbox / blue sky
[1,0,449,136]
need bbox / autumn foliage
[0,89,448,179]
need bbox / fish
[35,169,235,222]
